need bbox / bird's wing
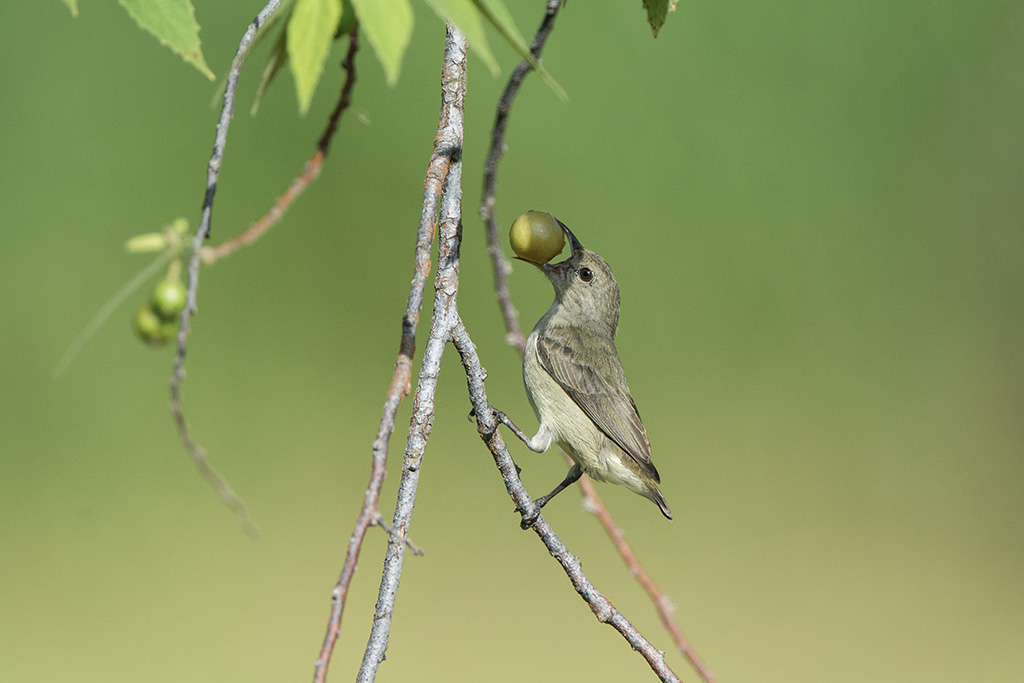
[537,328,659,480]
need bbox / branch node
[373,514,425,556]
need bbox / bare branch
[480,0,564,351]
[202,30,360,266]
[169,0,285,537]
[477,2,715,680]
[353,24,467,683]
[451,321,681,683]
[373,514,424,556]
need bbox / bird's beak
[554,216,584,258]
[537,216,583,276]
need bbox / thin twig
[52,251,171,379]
[316,29,360,155]
[480,0,563,350]
[477,2,715,681]
[169,0,284,537]
[202,30,360,266]
[310,326,416,683]
[583,480,716,682]
[452,320,680,683]
[356,25,467,682]
[312,24,463,683]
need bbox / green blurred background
[2,2,1022,681]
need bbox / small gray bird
[498,218,672,521]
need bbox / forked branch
[312,24,460,683]
[353,21,681,683]
[203,30,360,266]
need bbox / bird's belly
[525,341,599,447]
[574,441,649,495]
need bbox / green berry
[509,211,566,264]
[151,280,187,320]
[134,304,177,346]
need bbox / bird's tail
[647,486,673,520]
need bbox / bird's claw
[514,502,540,530]
[519,510,540,530]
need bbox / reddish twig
[310,341,416,683]
[316,29,360,156]
[477,2,715,681]
[582,475,716,682]
[202,30,359,266]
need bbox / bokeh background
[2,2,1022,681]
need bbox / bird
[497,216,671,523]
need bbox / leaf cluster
[63,0,677,114]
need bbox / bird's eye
[578,267,593,282]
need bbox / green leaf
[350,0,414,86]
[422,0,499,77]
[117,0,215,80]
[642,0,678,38]
[470,0,566,100]
[288,0,343,115]
[62,0,79,18]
